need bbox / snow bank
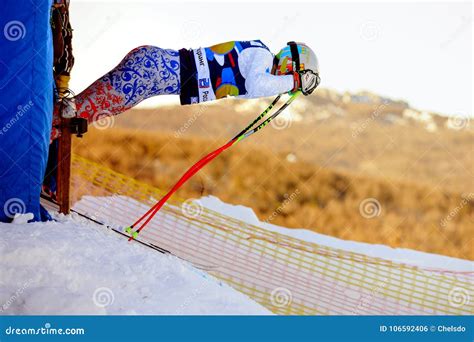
[0,214,270,315]
[2,194,471,316]
[198,196,473,272]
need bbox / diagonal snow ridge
[197,196,473,272]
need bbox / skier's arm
[241,72,295,99]
[237,47,295,99]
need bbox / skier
[52,40,319,139]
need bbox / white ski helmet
[273,41,320,95]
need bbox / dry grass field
[113,96,473,194]
[73,120,473,260]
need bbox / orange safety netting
[66,154,473,315]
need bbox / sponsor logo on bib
[192,48,216,103]
[199,78,210,88]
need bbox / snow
[0,213,270,315]
[2,194,472,316]
[198,196,473,272]
[402,108,439,132]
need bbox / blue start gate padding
[0,0,53,222]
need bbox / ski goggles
[299,69,320,96]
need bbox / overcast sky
[70,0,472,116]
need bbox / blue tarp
[0,0,53,222]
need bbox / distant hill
[108,88,473,194]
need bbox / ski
[40,195,170,255]
[40,195,222,271]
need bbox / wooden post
[57,117,72,214]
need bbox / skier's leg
[66,45,180,122]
